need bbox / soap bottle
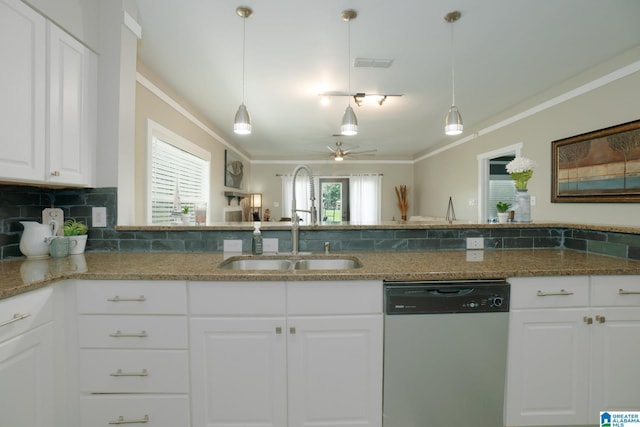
[252,225,263,255]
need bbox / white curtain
[350,174,382,224]
[281,175,315,223]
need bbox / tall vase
[514,189,532,223]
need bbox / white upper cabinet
[47,23,96,186]
[0,0,46,182]
[0,0,96,187]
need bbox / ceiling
[134,0,640,162]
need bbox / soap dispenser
[252,225,263,255]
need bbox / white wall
[414,47,640,226]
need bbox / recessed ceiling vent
[354,57,393,68]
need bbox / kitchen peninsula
[2,221,640,299]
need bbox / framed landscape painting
[551,119,640,203]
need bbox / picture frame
[551,119,640,203]
[224,150,244,189]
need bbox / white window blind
[147,120,210,224]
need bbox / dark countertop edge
[115,222,640,234]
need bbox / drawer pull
[619,289,640,295]
[0,313,31,328]
[595,315,606,324]
[109,330,148,338]
[289,327,296,334]
[110,368,148,377]
[584,316,593,325]
[109,415,149,424]
[536,289,574,297]
[107,295,146,302]
[275,327,282,334]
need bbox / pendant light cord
[241,15,246,104]
[450,21,456,106]
[347,17,352,107]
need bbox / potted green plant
[63,218,88,254]
[182,206,191,225]
[496,202,512,223]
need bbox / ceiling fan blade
[351,149,377,155]
[327,145,337,153]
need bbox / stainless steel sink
[218,256,362,271]
[293,258,360,270]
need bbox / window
[147,120,210,224]
[281,173,381,224]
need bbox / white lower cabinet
[75,280,189,427]
[0,287,54,427]
[505,275,640,427]
[189,280,383,427]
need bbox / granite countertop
[2,249,640,300]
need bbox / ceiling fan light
[234,103,252,135]
[341,105,358,136]
[334,154,344,161]
[444,105,463,135]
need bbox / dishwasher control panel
[384,281,510,314]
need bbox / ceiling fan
[327,141,377,161]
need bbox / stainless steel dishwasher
[383,280,510,427]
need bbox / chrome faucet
[291,164,317,254]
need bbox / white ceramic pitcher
[19,220,58,259]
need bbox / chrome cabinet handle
[619,289,640,295]
[110,369,148,377]
[107,295,146,302]
[0,313,31,328]
[584,316,593,324]
[109,330,148,338]
[108,415,149,424]
[595,315,606,324]
[536,289,574,297]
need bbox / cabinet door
[0,323,54,427]
[190,317,287,427]
[0,0,46,182]
[47,22,96,186]
[287,315,383,427]
[590,308,640,418]
[505,309,590,426]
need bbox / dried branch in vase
[395,185,409,220]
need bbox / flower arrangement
[506,157,536,190]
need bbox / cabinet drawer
[509,276,589,309]
[287,280,382,315]
[0,287,52,343]
[80,395,189,427]
[190,281,286,315]
[591,275,640,306]
[76,281,186,314]
[79,349,188,393]
[78,315,187,349]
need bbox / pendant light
[340,9,358,136]
[234,6,252,135]
[444,10,463,136]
